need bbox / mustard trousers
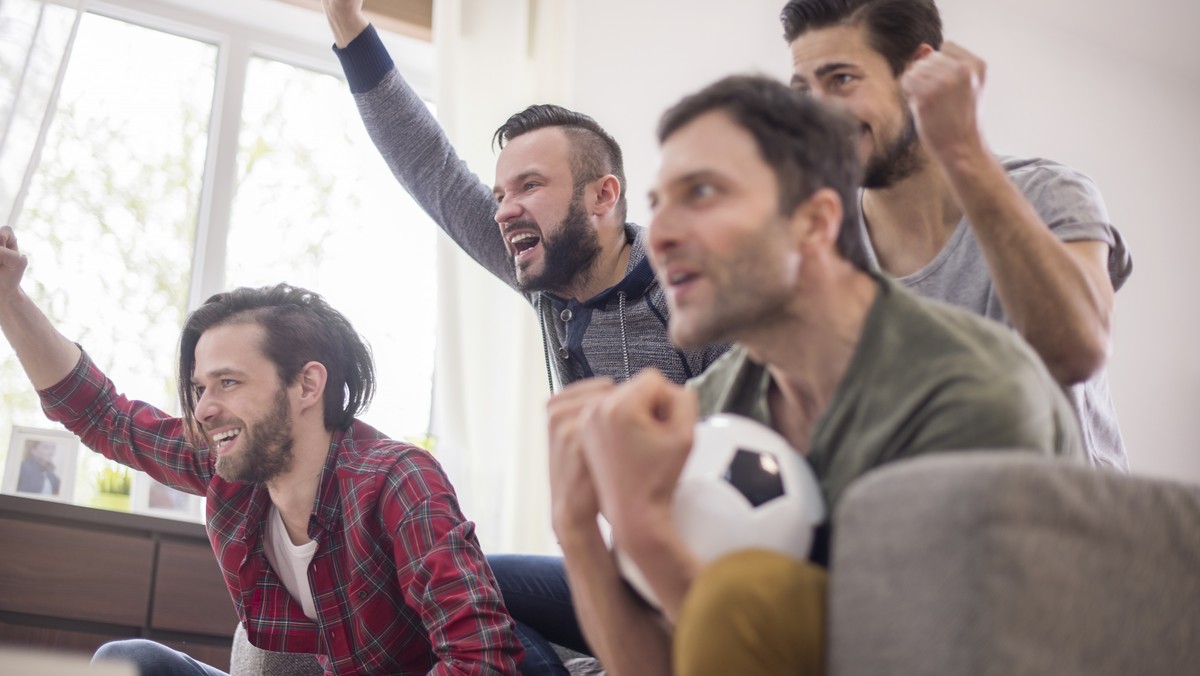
[674,549,828,676]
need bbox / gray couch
[231,452,1200,675]
[828,452,1200,675]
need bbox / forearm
[390,483,523,675]
[939,148,1113,383]
[0,288,81,390]
[333,30,517,288]
[613,505,702,624]
[558,525,672,676]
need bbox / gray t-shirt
[689,273,1084,514]
[854,156,1132,471]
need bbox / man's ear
[295,361,328,412]
[903,43,937,73]
[589,174,622,219]
[792,187,844,251]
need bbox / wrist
[0,287,29,315]
[929,133,990,176]
[555,518,606,556]
[328,11,370,48]
[611,503,674,560]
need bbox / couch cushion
[230,622,323,676]
[827,453,1200,676]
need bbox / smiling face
[789,23,923,188]
[191,322,295,483]
[648,111,803,350]
[493,126,602,294]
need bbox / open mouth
[211,428,243,455]
[509,232,542,259]
[668,270,699,287]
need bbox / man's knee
[92,638,182,670]
[675,549,828,676]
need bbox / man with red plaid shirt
[0,225,522,675]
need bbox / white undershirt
[263,504,319,621]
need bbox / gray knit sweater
[334,26,728,390]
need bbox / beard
[667,215,796,351]
[862,106,924,189]
[513,193,603,294]
[213,386,295,483]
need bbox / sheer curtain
[0,0,85,224]
[429,0,573,555]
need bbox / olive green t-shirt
[688,273,1084,513]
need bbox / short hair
[780,0,943,75]
[493,104,628,221]
[177,284,375,443]
[657,75,868,270]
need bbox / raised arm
[903,43,1117,385]
[0,226,209,492]
[321,0,518,289]
[0,225,81,389]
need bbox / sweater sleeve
[333,25,519,290]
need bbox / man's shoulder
[878,277,1045,376]
[866,280,1081,457]
[334,421,437,475]
[997,155,1103,198]
[686,346,754,416]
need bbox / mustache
[501,220,542,238]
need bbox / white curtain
[0,0,84,225]
[429,0,573,555]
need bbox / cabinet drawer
[151,539,237,636]
[0,516,153,626]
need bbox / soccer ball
[616,413,826,609]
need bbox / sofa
[230,452,1200,675]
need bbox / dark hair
[493,104,628,221]
[657,74,868,270]
[780,0,943,75]
[176,283,375,443]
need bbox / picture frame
[130,471,203,522]
[2,426,80,502]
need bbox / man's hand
[547,377,615,539]
[322,0,370,48]
[901,42,989,165]
[0,226,30,303]
[578,369,698,537]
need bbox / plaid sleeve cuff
[333,23,395,94]
[38,349,108,424]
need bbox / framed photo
[130,471,203,522]
[2,426,79,502]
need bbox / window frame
[65,0,435,311]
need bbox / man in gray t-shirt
[783,0,1132,470]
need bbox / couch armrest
[827,452,1200,676]
[230,622,323,676]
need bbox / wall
[560,0,1200,484]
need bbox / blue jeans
[489,553,590,676]
[92,639,228,676]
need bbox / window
[0,0,437,515]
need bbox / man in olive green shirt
[544,75,1082,676]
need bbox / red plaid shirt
[40,352,522,675]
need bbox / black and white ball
[616,413,825,609]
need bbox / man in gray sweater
[322,2,727,673]
[324,1,726,395]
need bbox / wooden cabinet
[0,494,235,671]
